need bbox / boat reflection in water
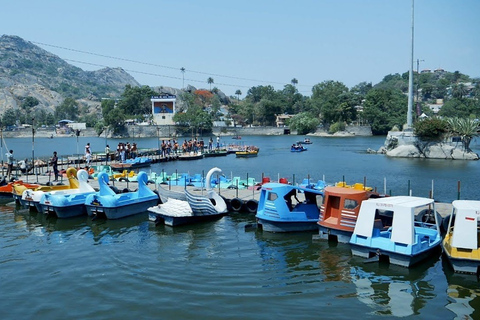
[349,254,440,317]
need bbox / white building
[150,94,176,125]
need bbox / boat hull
[257,218,318,233]
[318,225,352,243]
[43,203,87,218]
[150,211,226,226]
[443,252,480,274]
[350,242,441,268]
[86,198,159,219]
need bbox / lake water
[1,135,480,319]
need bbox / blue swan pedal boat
[349,196,441,267]
[85,171,159,219]
[40,169,96,218]
[256,182,324,232]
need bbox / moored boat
[110,156,152,170]
[148,167,228,226]
[318,182,384,243]
[442,200,480,275]
[256,182,324,232]
[20,167,81,212]
[84,171,159,219]
[0,179,39,204]
[39,169,96,218]
[349,196,442,267]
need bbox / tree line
[2,70,479,137]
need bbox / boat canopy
[451,200,480,250]
[353,196,435,245]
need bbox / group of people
[158,136,222,157]
[115,142,138,162]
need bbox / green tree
[288,112,319,134]
[117,85,156,116]
[54,97,78,121]
[362,88,407,135]
[311,80,351,125]
[291,78,298,87]
[439,99,477,119]
[2,108,21,126]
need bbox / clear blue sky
[1,0,479,97]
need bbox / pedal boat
[256,182,324,232]
[19,167,80,212]
[39,169,96,218]
[349,196,441,268]
[85,171,159,219]
[442,200,480,275]
[318,182,385,243]
[148,167,228,226]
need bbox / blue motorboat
[349,196,442,267]
[290,143,307,152]
[40,169,96,218]
[85,171,159,219]
[256,182,324,232]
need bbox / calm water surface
[1,135,479,319]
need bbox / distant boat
[298,138,312,144]
[232,134,242,140]
[236,149,258,158]
[204,149,228,157]
[290,144,307,152]
[349,196,442,268]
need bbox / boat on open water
[442,200,480,275]
[349,196,442,267]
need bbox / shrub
[413,118,448,141]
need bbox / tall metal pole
[406,0,415,129]
[31,118,35,181]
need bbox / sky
[1,0,479,97]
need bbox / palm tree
[207,77,214,91]
[291,78,298,87]
[446,117,479,151]
[235,89,242,101]
[180,67,186,89]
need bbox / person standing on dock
[50,151,59,181]
[85,143,92,166]
[216,136,220,149]
[105,145,110,163]
[6,149,14,179]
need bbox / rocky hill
[0,35,140,114]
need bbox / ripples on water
[1,136,480,319]
[1,205,480,319]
